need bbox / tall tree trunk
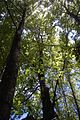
[0,8,26,120]
[38,73,53,120]
[37,45,54,120]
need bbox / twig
[25,85,40,102]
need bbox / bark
[38,74,53,120]
[0,8,26,120]
[38,47,54,120]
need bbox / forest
[0,0,80,120]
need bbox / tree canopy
[0,0,80,120]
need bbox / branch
[64,5,80,25]
[24,85,40,102]
[52,80,58,107]
[3,0,17,29]
[68,73,80,120]
[10,1,23,14]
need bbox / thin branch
[3,0,17,29]
[67,95,80,103]
[64,5,80,25]
[10,1,23,14]
[68,73,80,120]
[52,80,58,107]
[25,85,40,102]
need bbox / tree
[0,0,80,120]
[0,0,26,119]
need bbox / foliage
[0,0,80,120]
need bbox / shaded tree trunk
[37,45,54,120]
[38,74,53,120]
[0,8,26,120]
